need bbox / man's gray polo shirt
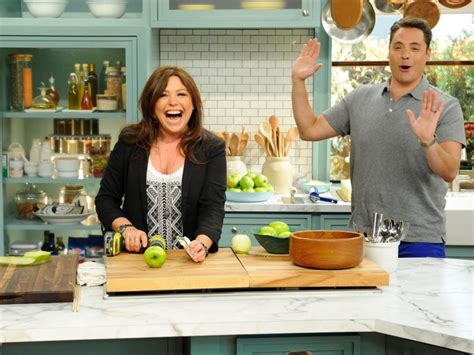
[323,76,466,243]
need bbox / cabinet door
[316,214,352,231]
[152,0,318,28]
[221,213,311,247]
[236,335,360,355]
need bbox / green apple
[23,250,51,263]
[258,226,277,236]
[239,175,255,189]
[227,174,242,188]
[269,221,290,235]
[228,187,242,192]
[242,187,255,193]
[253,173,268,187]
[144,246,167,268]
[265,184,274,192]
[278,231,292,238]
[254,187,267,193]
[231,234,252,254]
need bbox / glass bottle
[8,53,24,111]
[29,138,42,164]
[105,66,123,110]
[81,79,93,110]
[121,66,127,111]
[67,73,80,110]
[74,63,84,103]
[32,83,55,109]
[46,74,60,107]
[55,236,66,255]
[41,232,56,253]
[88,63,98,107]
[23,54,33,109]
[99,60,110,95]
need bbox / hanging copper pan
[331,0,364,30]
[404,0,440,29]
[438,0,471,8]
[374,0,403,13]
[389,0,407,4]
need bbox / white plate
[33,211,92,224]
[226,191,273,202]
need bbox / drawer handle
[302,9,309,16]
[231,227,238,234]
[285,351,313,355]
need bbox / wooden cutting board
[0,255,78,304]
[236,247,389,288]
[106,248,249,293]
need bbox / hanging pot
[403,0,440,29]
[330,0,364,30]
[438,0,471,8]
[389,0,407,4]
[374,0,403,13]
[322,0,376,44]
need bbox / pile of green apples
[258,221,291,238]
[227,172,274,192]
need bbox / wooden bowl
[290,230,363,269]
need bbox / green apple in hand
[259,226,277,236]
[231,234,252,254]
[144,246,167,268]
[253,173,268,187]
[269,221,290,235]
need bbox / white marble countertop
[0,258,472,353]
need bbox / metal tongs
[308,187,338,204]
[177,236,195,259]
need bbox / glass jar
[32,84,55,109]
[8,53,24,111]
[59,185,87,209]
[262,157,293,195]
[8,142,25,178]
[89,146,108,178]
[23,54,33,109]
[105,66,123,110]
[15,183,48,220]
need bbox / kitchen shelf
[5,215,100,231]
[2,112,126,119]
[3,177,101,185]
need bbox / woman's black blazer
[95,132,227,252]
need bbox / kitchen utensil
[378,218,392,241]
[230,133,240,156]
[438,0,471,8]
[259,122,277,156]
[404,0,440,29]
[268,115,279,151]
[289,186,297,203]
[371,212,384,242]
[331,0,364,30]
[308,188,338,204]
[284,127,299,156]
[322,0,376,44]
[238,128,249,155]
[374,0,403,12]
[177,236,196,259]
[290,230,364,269]
[223,132,231,155]
[254,132,267,154]
[251,228,290,254]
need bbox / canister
[8,53,24,111]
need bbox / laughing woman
[95,66,226,262]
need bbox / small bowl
[290,230,363,269]
[251,228,290,254]
[86,1,127,18]
[301,180,332,193]
[24,0,68,18]
[55,158,80,172]
[24,163,38,176]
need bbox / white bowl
[24,163,38,176]
[24,0,68,18]
[86,1,127,18]
[56,158,80,172]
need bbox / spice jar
[89,146,108,177]
[8,54,24,111]
[15,183,48,220]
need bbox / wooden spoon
[239,131,249,156]
[230,133,240,156]
[255,133,269,156]
[259,122,276,156]
[284,127,299,156]
[268,115,279,152]
[222,132,231,155]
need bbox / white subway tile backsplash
[160,28,314,178]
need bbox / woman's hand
[292,38,324,82]
[123,227,148,252]
[406,90,444,144]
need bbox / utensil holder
[364,241,400,273]
[262,157,293,195]
[226,156,247,176]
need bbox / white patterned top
[146,160,184,250]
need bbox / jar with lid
[59,185,87,209]
[40,140,52,162]
[32,83,55,109]
[8,53,24,111]
[89,146,108,177]
[15,183,48,220]
[105,66,123,110]
[8,142,25,178]
[23,54,33,109]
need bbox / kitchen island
[0,258,472,354]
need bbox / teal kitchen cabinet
[316,213,352,231]
[221,213,312,247]
[152,0,320,28]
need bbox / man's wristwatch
[118,223,134,235]
[419,134,437,148]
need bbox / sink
[281,196,307,204]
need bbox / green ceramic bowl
[251,228,290,254]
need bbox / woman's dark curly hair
[119,65,205,163]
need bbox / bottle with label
[29,138,42,164]
[40,140,52,162]
[74,63,84,103]
[99,60,110,95]
[46,74,60,107]
[55,236,66,255]
[88,63,98,107]
[81,79,93,110]
[32,83,55,110]
[23,54,33,109]
[67,73,80,110]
